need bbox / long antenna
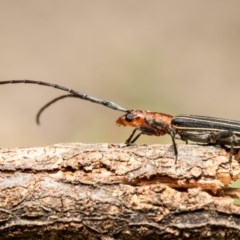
[36,94,78,125]
[0,80,128,115]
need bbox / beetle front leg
[125,128,142,144]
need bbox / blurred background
[0,1,240,147]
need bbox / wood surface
[0,143,239,240]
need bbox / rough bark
[0,143,239,240]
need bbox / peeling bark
[0,143,239,240]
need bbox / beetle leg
[167,128,178,162]
[125,128,141,144]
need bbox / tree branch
[0,143,239,240]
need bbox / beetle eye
[125,113,134,122]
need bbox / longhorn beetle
[0,80,239,162]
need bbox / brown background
[0,1,240,147]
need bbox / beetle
[0,80,238,161]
